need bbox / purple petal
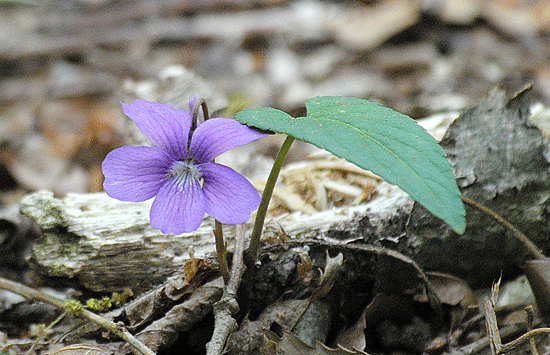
[189,118,267,163]
[199,163,261,224]
[121,100,190,159]
[150,175,206,234]
[102,146,173,202]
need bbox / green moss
[64,299,83,316]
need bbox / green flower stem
[247,135,295,264]
[214,220,230,284]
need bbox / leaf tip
[448,210,466,235]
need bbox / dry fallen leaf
[334,310,366,352]
[524,259,550,320]
[420,272,477,309]
[416,271,478,331]
[182,258,217,285]
[263,329,369,355]
[226,299,310,354]
[50,344,109,355]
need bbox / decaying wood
[19,190,221,293]
[408,87,550,287]
[19,182,413,294]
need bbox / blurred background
[1,0,549,200]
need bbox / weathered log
[20,190,218,293]
[408,87,550,286]
[19,182,412,294]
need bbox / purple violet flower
[102,98,267,234]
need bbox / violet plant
[102,95,466,280]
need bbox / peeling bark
[20,183,412,293]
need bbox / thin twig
[525,306,538,355]
[482,277,550,354]
[206,224,248,355]
[446,322,526,355]
[460,196,545,260]
[485,279,502,355]
[499,328,550,353]
[0,276,155,355]
[226,224,247,297]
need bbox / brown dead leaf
[331,0,420,50]
[524,259,550,320]
[50,344,109,355]
[415,272,478,331]
[334,310,366,352]
[263,329,369,355]
[95,264,217,334]
[182,258,217,285]
[501,308,528,327]
[226,299,310,354]
[420,272,477,309]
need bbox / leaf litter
[3,2,550,353]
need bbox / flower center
[167,160,203,188]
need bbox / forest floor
[2,0,550,354]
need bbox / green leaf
[236,96,465,233]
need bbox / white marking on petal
[167,160,203,189]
